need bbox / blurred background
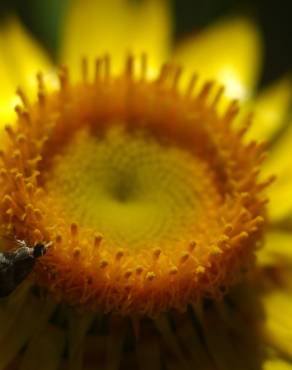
[0,0,291,87]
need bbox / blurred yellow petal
[262,290,292,358]
[264,124,292,223]
[257,231,292,266]
[0,56,20,126]
[247,76,292,142]
[0,17,54,125]
[264,358,292,370]
[173,17,262,101]
[260,233,292,359]
[60,0,172,78]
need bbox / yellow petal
[260,232,292,359]
[0,17,54,125]
[262,290,292,358]
[60,0,172,78]
[0,55,20,126]
[264,358,292,370]
[173,17,262,101]
[257,231,292,266]
[264,123,292,223]
[247,76,292,142]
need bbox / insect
[0,238,51,298]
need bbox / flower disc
[0,57,270,315]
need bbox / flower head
[0,1,292,369]
[0,55,271,316]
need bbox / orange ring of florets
[0,56,272,316]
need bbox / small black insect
[0,239,51,298]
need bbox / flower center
[0,56,271,315]
[45,126,217,251]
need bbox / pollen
[0,56,271,316]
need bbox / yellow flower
[0,1,292,369]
